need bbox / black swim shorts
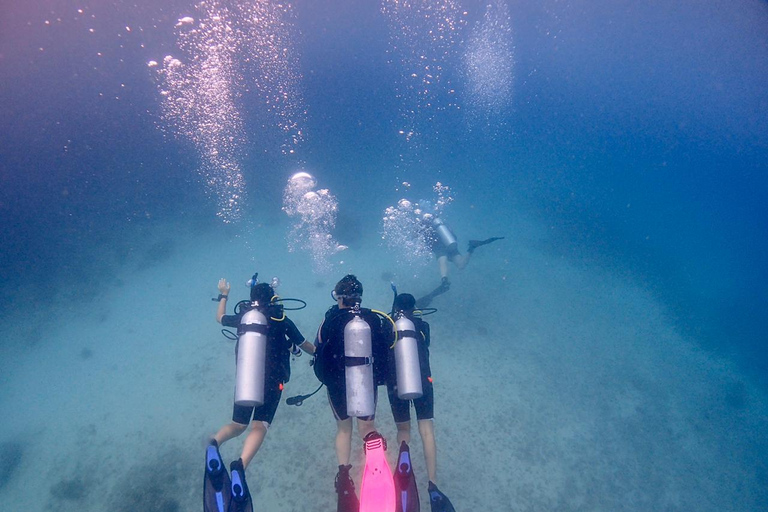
[387,379,434,423]
[232,380,283,425]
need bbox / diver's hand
[217,278,231,295]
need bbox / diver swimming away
[203,273,314,512]
[313,274,392,512]
[387,292,456,512]
[416,212,503,307]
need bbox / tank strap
[238,323,269,335]
[344,356,373,367]
[396,330,418,339]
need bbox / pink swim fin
[359,431,396,512]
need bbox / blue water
[3,0,765,376]
[1,1,767,510]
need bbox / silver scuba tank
[234,307,268,407]
[344,314,375,417]
[394,315,423,400]
[433,217,457,251]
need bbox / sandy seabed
[0,213,766,512]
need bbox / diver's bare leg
[240,421,268,468]
[336,417,353,465]
[418,419,437,484]
[213,422,248,446]
[437,255,449,279]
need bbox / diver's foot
[205,440,223,475]
[415,296,432,309]
[428,481,456,512]
[415,278,450,309]
[230,459,250,503]
[467,236,504,254]
[335,465,359,512]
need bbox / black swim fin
[336,464,359,512]
[467,237,504,254]
[204,440,232,512]
[394,441,419,512]
[428,481,455,512]
[228,459,253,512]
[416,278,451,308]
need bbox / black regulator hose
[285,383,324,406]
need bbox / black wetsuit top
[315,305,390,388]
[222,307,305,385]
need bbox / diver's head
[393,293,416,313]
[333,274,363,307]
[250,282,275,306]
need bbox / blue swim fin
[428,481,455,512]
[394,441,419,512]
[204,441,231,512]
[228,459,253,512]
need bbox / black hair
[394,293,416,312]
[335,274,363,307]
[250,282,275,305]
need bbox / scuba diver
[387,292,455,512]
[204,274,314,512]
[313,274,391,512]
[416,212,503,308]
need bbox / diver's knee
[251,420,269,433]
[417,418,434,436]
[337,417,353,434]
[357,419,375,439]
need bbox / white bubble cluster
[282,171,317,215]
[431,181,454,215]
[380,0,466,146]
[238,1,305,153]
[381,182,455,266]
[154,5,244,222]
[463,0,515,125]
[382,200,432,266]
[151,1,305,222]
[282,172,345,273]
